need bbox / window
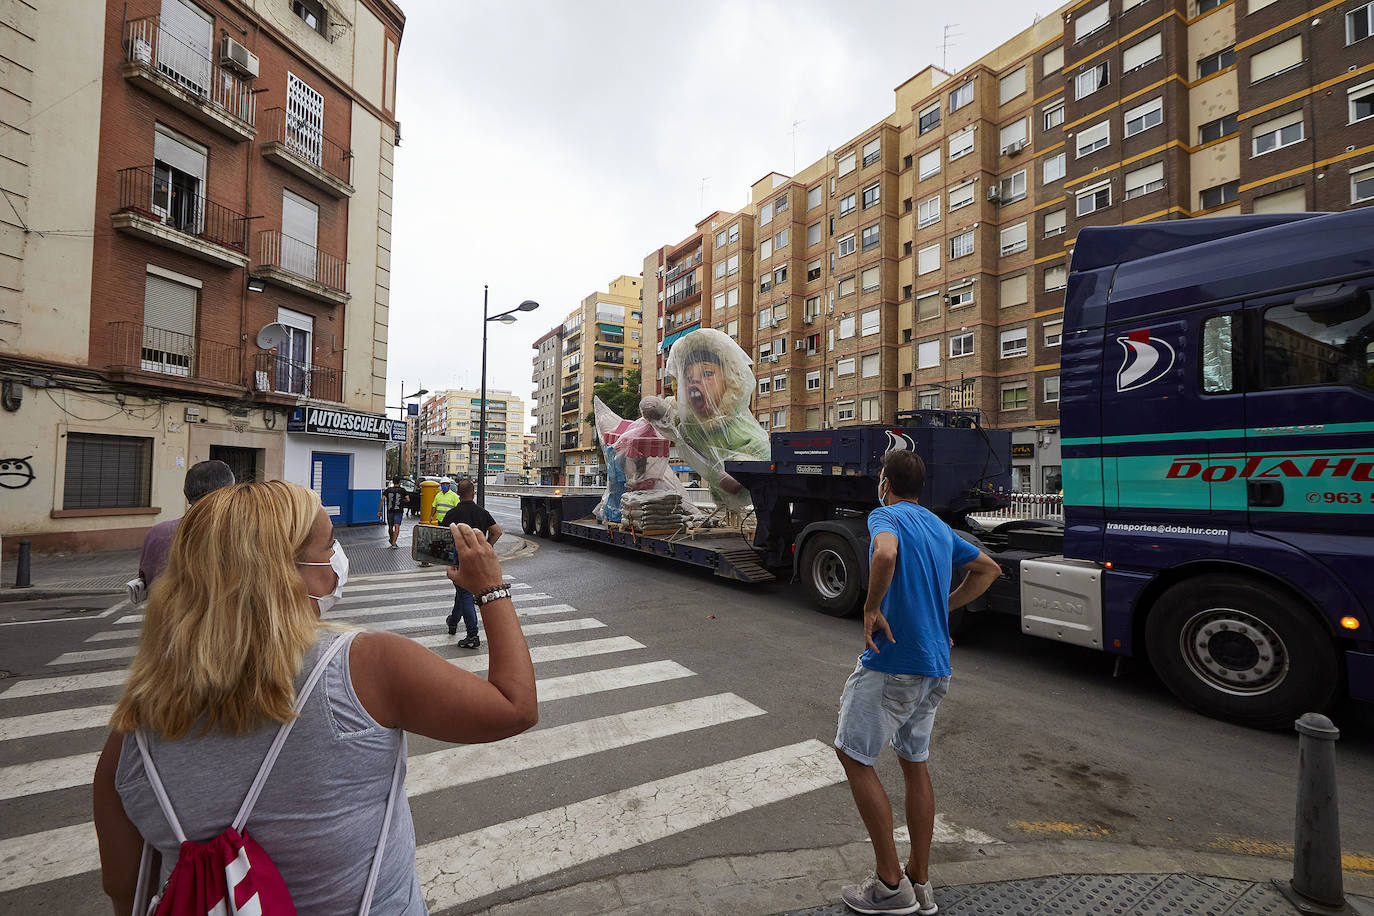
[837,150,857,177]
[1000,327,1028,358]
[839,193,856,217]
[292,0,327,33]
[141,270,198,376]
[1042,46,1064,76]
[948,285,974,308]
[1250,36,1302,83]
[1350,3,1374,44]
[805,296,821,319]
[1354,164,1374,203]
[775,193,788,214]
[1000,222,1028,256]
[999,119,1028,152]
[837,357,856,376]
[917,291,941,320]
[1076,61,1109,99]
[1199,113,1238,143]
[918,149,941,179]
[1200,180,1239,209]
[727,253,740,275]
[861,308,880,335]
[862,137,881,167]
[1349,79,1374,123]
[1077,183,1112,215]
[773,408,787,428]
[839,315,856,338]
[1001,383,1029,410]
[727,318,739,336]
[919,390,941,409]
[918,340,940,368]
[727,287,740,307]
[950,230,974,259]
[1124,161,1165,199]
[1253,186,1306,212]
[1198,47,1236,78]
[758,307,773,330]
[1075,2,1109,41]
[280,189,319,280]
[1044,208,1066,237]
[807,185,822,210]
[1043,99,1065,131]
[1001,273,1028,307]
[715,229,727,248]
[713,291,725,312]
[152,125,207,235]
[861,223,880,251]
[775,228,788,249]
[862,354,880,378]
[1123,33,1163,71]
[949,81,973,112]
[999,67,1026,105]
[861,182,880,209]
[1076,121,1110,157]
[1124,98,1163,137]
[837,233,856,257]
[1044,319,1063,347]
[861,267,881,294]
[807,259,822,281]
[949,128,974,160]
[63,433,153,509]
[806,370,821,390]
[919,103,941,134]
[1045,264,1068,291]
[917,195,940,228]
[1200,315,1234,393]
[774,266,788,287]
[1198,0,1223,10]
[950,333,975,358]
[1263,297,1374,392]
[1252,110,1304,156]
[837,403,855,421]
[807,222,822,246]
[1000,170,1027,203]
[758,377,772,395]
[760,238,773,261]
[949,181,975,210]
[1043,152,1067,183]
[917,244,940,275]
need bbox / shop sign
[288,406,405,442]
[1012,443,1035,459]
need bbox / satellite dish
[256,322,290,350]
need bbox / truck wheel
[800,533,863,618]
[521,503,536,536]
[1144,575,1339,729]
[534,509,550,538]
[549,505,564,542]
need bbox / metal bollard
[1278,712,1346,912]
[15,538,32,588]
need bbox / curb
[0,586,125,604]
[470,838,1374,916]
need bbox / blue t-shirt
[859,502,980,676]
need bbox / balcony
[253,230,348,305]
[665,253,701,282]
[561,399,580,414]
[665,283,700,309]
[251,352,343,403]
[111,166,250,268]
[105,321,241,391]
[561,381,580,395]
[594,348,623,365]
[560,434,580,450]
[259,108,353,198]
[121,16,255,141]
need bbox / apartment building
[0,0,404,549]
[415,388,526,481]
[530,325,563,483]
[638,0,1374,493]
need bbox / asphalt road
[2,494,1370,914]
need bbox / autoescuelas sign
[288,407,405,442]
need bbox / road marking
[0,822,98,893]
[409,618,606,648]
[115,592,554,626]
[894,815,1003,846]
[0,751,101,802]
[536,660,695,702]
[450,637,645,674]
[0,704,115,741]
[0,669,127,700]
[0,598,132,627]
[416,740,845,909]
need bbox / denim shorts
[834,661,950,766]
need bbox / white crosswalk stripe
[113,592,555,626]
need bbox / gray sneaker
[841,872,919,915]
[912,879,938,914]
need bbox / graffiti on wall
[0,457,36,489]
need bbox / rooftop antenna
[941,23,961,73]
[699,177,710,214]
[790,119,806,174]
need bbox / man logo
[1116,329,1176,392]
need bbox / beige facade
[417,388,527,480]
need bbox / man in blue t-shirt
[834,449,1001,915]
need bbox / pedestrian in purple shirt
[136,460,237,589]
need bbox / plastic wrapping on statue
[639,328,770,511]
[591,397,698,524]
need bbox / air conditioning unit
[803,316,814,325]
[1001,139,1027,156]
[219,37,260,79]
[987,187,1002,202]
[770,319,781,328]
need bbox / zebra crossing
[0,564,859,912]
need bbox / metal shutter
[143,275,196,374]
[63,433,152,509]
[286,72,324,166]
[281,190,319,280]
[159,0,212,95]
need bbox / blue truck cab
[1051,209,1374,727]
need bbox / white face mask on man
[297,539,349,613]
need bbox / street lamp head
[517,300,540,312]
[496,315,517,324]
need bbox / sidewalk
[476,837,1374,916]
[0,521,535,601]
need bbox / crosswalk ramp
[0,566,858,912]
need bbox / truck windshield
[1262,295,1374,392]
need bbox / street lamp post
[403,383,428,481]
[477,285,539,508]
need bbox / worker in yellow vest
[429,479,459,523]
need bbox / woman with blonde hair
[92,480,537,915]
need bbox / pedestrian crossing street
[0,565,866,913]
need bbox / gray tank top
[116,630,427,915]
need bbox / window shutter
[1250,36,1302,82]
[63,433,152,510]
[286,73,325,166]
[153,128,206,180]
[1000,273,1028,307]
[159,0,212,92]
[1121,33,1161,71]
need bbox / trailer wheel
[549,505,564,542]
[800,533,863,617]
[1145,575,1339,729]
[534,508,550,538]
[521,503,536,536]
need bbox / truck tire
[549,505,564,542]
[1144,575,1340,729]
[521,503,536,536]
[534,508,550,538]
[800,533,864,618]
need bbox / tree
[585,369,642,428]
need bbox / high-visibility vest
[430,490,459,522]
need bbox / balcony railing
[107,321,240,384]
[259,107,352,191]
[116,166,248,254]
[123,15,255,128]
[561,382,580,395]
[252,352,342,403]
[665,253,701,281]
[666,283,699,308]
[256,229,347,295]
[594,349,623,364]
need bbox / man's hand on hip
[863,608,895,654]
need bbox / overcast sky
[386,0,1063,430]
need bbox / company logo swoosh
[1116,335,1176,392]
[884,430,915,452]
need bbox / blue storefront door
[312,452,351,524]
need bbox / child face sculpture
[684,358,728,419]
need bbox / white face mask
[298,540,348,613]
[877,477,888,506]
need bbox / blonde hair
[111,480,325,738]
